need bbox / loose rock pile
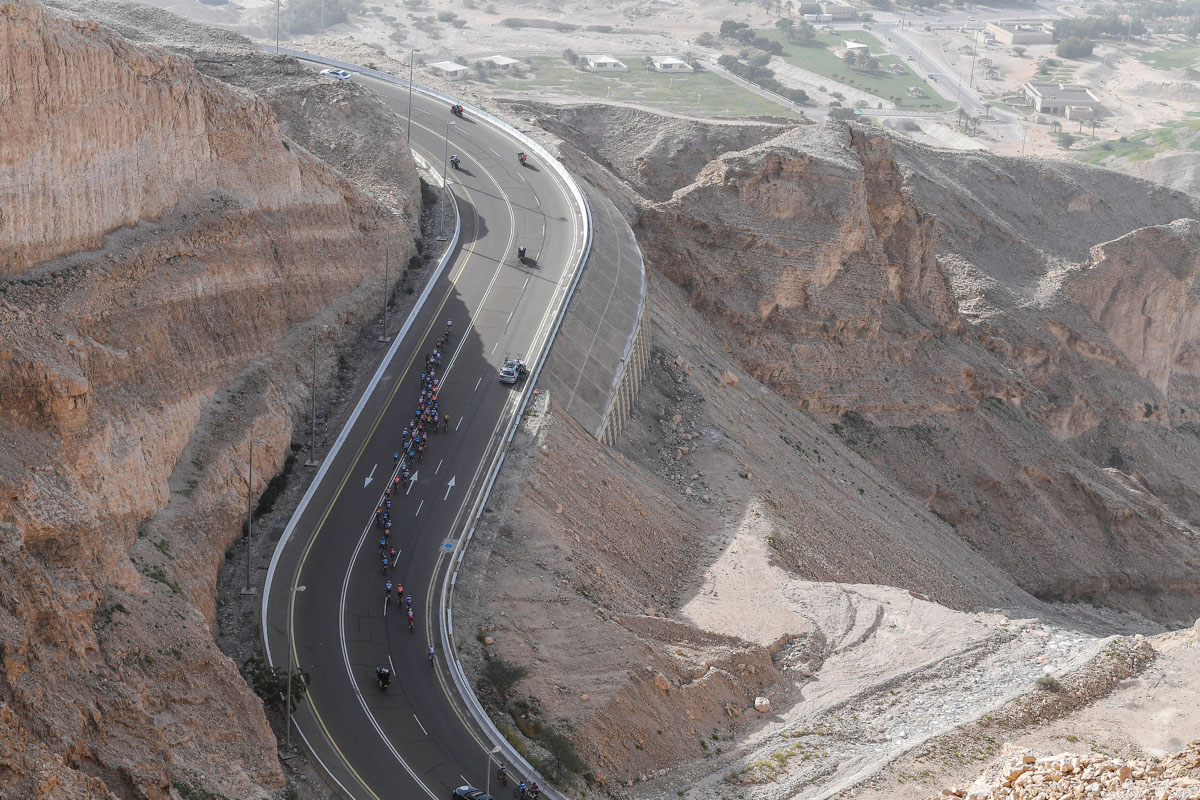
[933,741,1200,800]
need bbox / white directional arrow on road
[407,470,418,495]
[444,475,456,501]
[364,464,377,488]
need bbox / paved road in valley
[263,70,587,799]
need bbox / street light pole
[243,439,264,594]
[275,0,281,54]
[379,216,393,343]
[438,121,455,240]
[485,745,502,798]
[306,326,327,466]
[406,49,418,143]
[285,583,306,752]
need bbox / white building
[650,56,693,73]
[823,4,857,20]
[486,55,519,70]
[429,60,470,79]
[582,55,628,72]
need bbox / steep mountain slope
[454,104,1200,797]
[0,2,419,797]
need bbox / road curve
[262,66,587,800]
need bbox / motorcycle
[517,245,526,261]
[450,104,464,118]
[376,667,391,691]
[449,154,461,170]
[517,152,527,165]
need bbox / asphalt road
[263,71,586,799]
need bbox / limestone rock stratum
[0,2,418,797]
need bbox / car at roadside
[319,68,354,82]
[499,356,528,385]
[452,788,493,800]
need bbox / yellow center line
[288,180,482,797]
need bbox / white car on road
[319,68,354,82]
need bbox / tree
[1058,131,1077,148]
[540,726,587,780]
[563,47,578,64]
[863,54,880,71]
[776,17,795,40]
[1012,45,1027,56]
[720,19,750,36]
[1056,36,1094,58]
[794,20,816,44]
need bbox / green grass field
[1138,43,1200,70]
[1080,117,1200,164]
[481,57,803,119]
[754,28,954,111]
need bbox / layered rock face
[637,121,1200,621]
[0,2,417,797]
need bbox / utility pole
[306,326,327,466]
[285,583,306,752]
[379,215,393,343]
[243,439,264,594]
[275,0,281,53]
[438,121,455,240]
[407,49,418,143]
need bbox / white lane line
[456,416,463,431]
[491,342,498,355]
[383,597,388,616]
[415,499,424,517]
[388,655,396,672]
[435,458,443,475]
[522,276,529,290]
[506,310,513,326]
[488,146,501,157]
[460,775,470,786]
[414,714,429,736]
[474,376,482,392]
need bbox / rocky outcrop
[630,120,1200,620]
[0,2,419,798]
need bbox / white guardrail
[261,48,594,800]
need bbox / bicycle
[428,645,436,666]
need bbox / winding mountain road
[262,68,588,799]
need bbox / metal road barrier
[261,48,594,800]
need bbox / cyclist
[428,644,435,665]
[496,765,508,786]
[407,607,414,632]
[529,782,541,798]
[515,781,528,798]
[393,450,400,465]
[405,595,413,609]
[385,581,393,603]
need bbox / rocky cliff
[453,105,1200,795]
[635,120,1200,621]
[0,2,419,798]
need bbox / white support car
[498,356,528,385]
[319,68,354,82]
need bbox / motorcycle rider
[375,666,391,689]
[449,154,460,169]
[517,245,526,260]
[517,151,527,164]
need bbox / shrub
[244,656,309,712]
[419,178,439,206]
[1035,675,1062,692]
[482,657,528,697]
